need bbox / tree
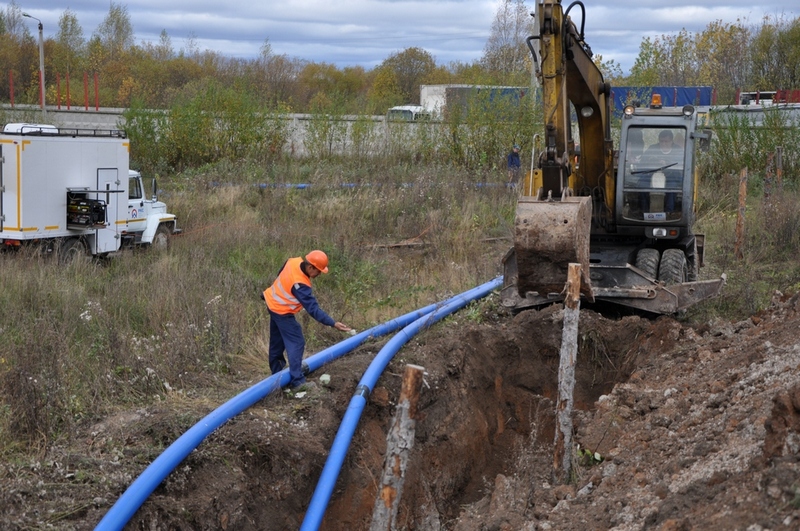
[749,14,800,91]
[695,19,751,104]
[627,37,665,86]
[245,39,301,109]
[657,29,699,86]
[154,29,173,62]
[593,54,623,85]
[367,67,403,113]
[481,0,533,84]
[379,47,437,103]
[297,62,340,107]
[0,1,37,103]
[2,0,27,39]
[53,9,85,75]
[94,2,134,61]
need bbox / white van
[387,105,431,121]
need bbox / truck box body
[0,126,129,255]
[420,84,529,117]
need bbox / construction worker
[262,250,352,388]
[507,144,521,185]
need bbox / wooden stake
[553,263,581,483]
[765,153,773,206]
[370,364,425,531]
[734,168,747,261]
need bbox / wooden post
[370,364,425,531]
[553,263,581,483]
[734,168,747,261]
[764,153,773,207]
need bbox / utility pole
[22,12,46,118]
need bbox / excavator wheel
[634,248,660,279]
[658,249,688,285]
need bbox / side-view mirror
[692,129,712,152]
[151,176,158,202]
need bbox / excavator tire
[634,248,660,279]
[658,248,688,285]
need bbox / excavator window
[621,126,687,222]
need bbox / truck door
[127,172,147,237]
[94,168,121,253]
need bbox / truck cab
[124,170,180,249]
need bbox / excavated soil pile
[2,293,800,530]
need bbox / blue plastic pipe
[95,298,462,531]
[300,276,502,530]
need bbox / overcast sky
[7,0,799,74]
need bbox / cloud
[8,0,799,72]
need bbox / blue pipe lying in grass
[94,279,500,531]
[300,276,503,531]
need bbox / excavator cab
[620,125,687,223]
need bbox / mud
[2,293,800,530]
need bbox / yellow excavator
[501,0,725,314]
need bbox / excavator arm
[530,0,612,204]
[509,0,613,302]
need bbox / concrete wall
[0,104,420,157]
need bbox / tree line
[1,1,798,114]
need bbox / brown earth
[2,291,800,530]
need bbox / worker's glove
[259,292,265,300]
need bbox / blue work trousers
[268,310,306,387]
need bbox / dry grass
[0,160,515,454]
[3,151,799,455]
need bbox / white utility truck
[0,123,180,261]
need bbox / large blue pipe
[95,298,457,531]
[300,277,502,530]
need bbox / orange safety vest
[263,257,312,315]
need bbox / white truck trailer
[0,123,180,261]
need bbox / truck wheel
[59,238,89,264]
[658,249,688,285]
[634,248,660,279]
[151,224,170,251]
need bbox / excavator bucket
[508,196,594,300]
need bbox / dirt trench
[109,304,653,530]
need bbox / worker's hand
[333,322,352,332]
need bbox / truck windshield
[621,126,686,222]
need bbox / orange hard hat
[305,250,329,273]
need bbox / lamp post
[22,12,46,118]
